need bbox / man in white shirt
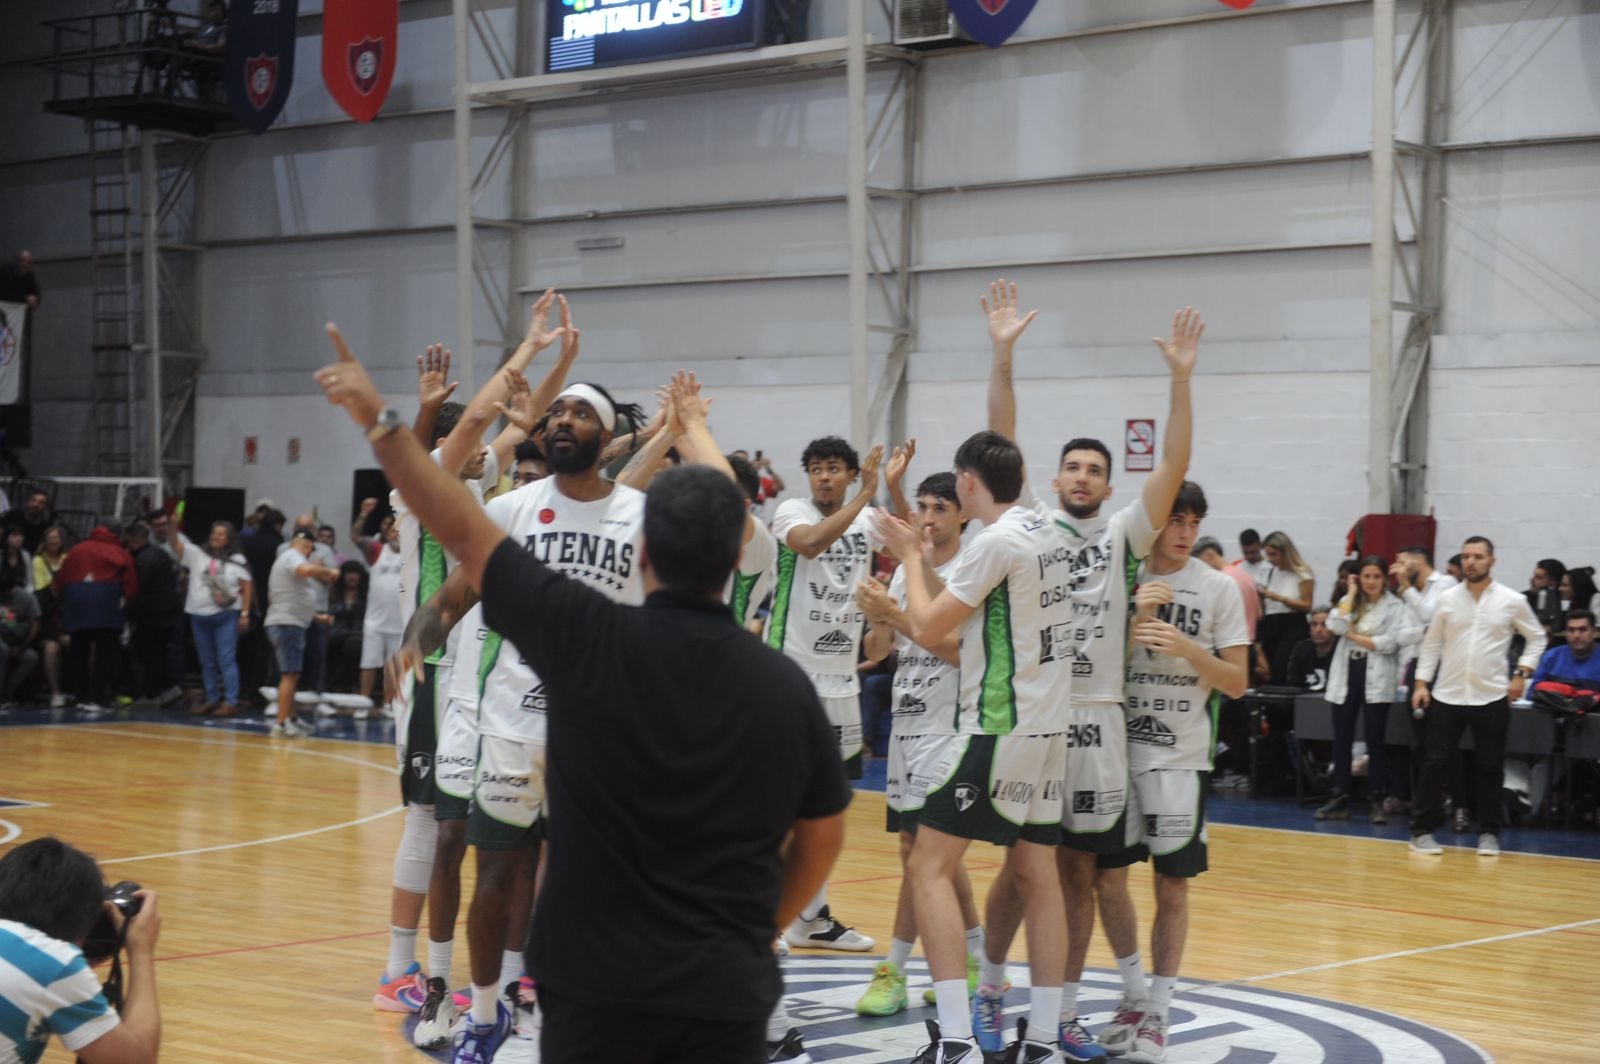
[1409,536,1547,857]
[1233,529,1270,587]
[1391,545,1458,628]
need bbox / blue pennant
[948,0,1040,49]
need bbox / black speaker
[182,487,246,537]
[351,468,392,537]
[0,404,32,450]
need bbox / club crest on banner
[348,37,383,94]
[245,54,279,110]
[948,0,1039,48]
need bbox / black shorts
[400,663,440,806]
[539,985,767,1064]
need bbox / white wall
[5,0,1598,585]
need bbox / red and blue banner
[322,0,398,123]
[949,0,1039,49]
[225,0,300,134]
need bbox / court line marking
[1217,915,1600,989]
[1212,819,1600,864]
[100,805,405,866]
[0,820,19,845]
[36,722,399,776]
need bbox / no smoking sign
[1126,418,1156,472]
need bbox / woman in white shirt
[174,521,253,717]
[1316,556,1423,824]
[1258,530,1316,684]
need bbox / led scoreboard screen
[546,0,765,73]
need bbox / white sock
[1149,975,1177,1014]
[1116,952,1148,1002]
[427,938,453,989]
[934,979,973,1039]
[1060,981,1080,1021]
[1029,986,1063,1040]
[981,956,1007,988]
[386,925,418,980]
[965,924,984,961]
[499,949,522,988]
[801,885,827,922]
[470,983,498,1026]
[766,999,791,1042]
[887,937,914,971]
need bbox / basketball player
[852,471,986,1018]
[874,430,1073,1064]
[977,281,1203,1058]
[1096,482,1248,1063]
[768,436,885,952]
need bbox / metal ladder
[88,115,140,477]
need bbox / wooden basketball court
[5,719,1597,1063]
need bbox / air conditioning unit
[893,0,972,49]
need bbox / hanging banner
[225,0,301,134]
[0,302,26,405]
[322,0,398,122]
[948,0,1040,49]
[1217,1,1259,8]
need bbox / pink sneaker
[373,962,424,1013]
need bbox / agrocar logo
[769,958,1490,1064]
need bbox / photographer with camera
[0,837,161,1063]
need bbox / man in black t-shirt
[315,328,850,1064]
[1287,606,1336,692]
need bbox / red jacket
[55,527,139,607]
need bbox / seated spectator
[55,522,138,711]
[0,570,40,703]
[1530,610,1600,687]
[1317,556,1423,824]
[1,526,33,594]
[1527,558,1568,645]
[1559,567,1600,618]
[124,519,185,704]
[1287,606,1337,693]
[325,561,368,695]
[0,489,52,555]
[0,837,162,1063]
[31,524,70,707]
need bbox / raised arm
[319,325,509,596]
[883,438,916,525]
[782,446,883,560]
[1140,307,1202,525]
[983,278,1038,440]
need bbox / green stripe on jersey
[476,630,504,700]
[977,579,1018,734]
[730,570,761,626]
[766,546,799,651]
[419,530,448,665]
[1206,688,1223,768]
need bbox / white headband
[555,383,616,432]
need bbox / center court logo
[768,958,1490,1064]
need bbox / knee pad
[393,803,438,895]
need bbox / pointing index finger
[325,323,357,364]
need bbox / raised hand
[981,278,1039,349]
[1153,306,1204,382]
[359,497,378,516]
[871,508,921,561]
[523,288,566,352]
[492,368,539,433]
[417,344,458,407]
[857,443,885,499]
[670,369,711,427]
[556,295,580,362]
[856,577,895,624]
[885,437,917,490]
[318,324,385,429]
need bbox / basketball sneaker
[783,905,875,951]
[372,961,423,1013]
[1004,1019,1063,1064]
[1124,1011,1167,1064]
[413,977,459,1049]
[922,953,981,1005]
[970,983,1005,1053]
[1058,1015,1108,1061]
[912,1020,983,1064]
[1098,998,1147,1055]
[1314,793,1349,820]
[856,960,908,1015]
[766,1029,813,1064]
[1477,833,1500,856]
[1408,833,1443,856]
[450,1001,512,1064]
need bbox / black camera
[82,880,143,962]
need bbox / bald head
[16,251,32,272]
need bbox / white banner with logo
[0,301,26,404]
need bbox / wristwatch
[366,407,402,442]
[1513,666,1532,679]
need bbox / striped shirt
[0,920,119,1063]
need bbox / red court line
[156,928,390,963]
